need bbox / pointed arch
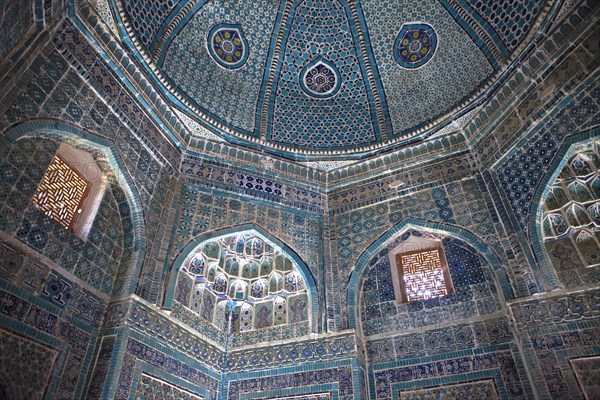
[0,119,146,296]
[163,223,320,332]
[346,218,507,329]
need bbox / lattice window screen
[396,249,452,302]
[32,155,90,230]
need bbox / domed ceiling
[115,0,548,160]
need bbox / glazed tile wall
[331,175,514,330]
[469,5,599,168]
[0,136,131,296]
[0,1,598,399]
[172,182,323,279]
[509,288,600,399]
[53,19,181,167]
[0,37,182,302]
[496,80,600,233]
[0,237,106,399]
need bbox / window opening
[388,234,454,304]
[32,154,91,230]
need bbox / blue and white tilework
[0,1,598,400]
[267,0,381,149]
[359,0,494,135]
[162,0,280,133]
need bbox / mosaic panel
[299,56,341,99]
[361,0,493,135]
[0,0,33,60]
[163,0,280,133]
[360,231,499,336]
[393,23,438,69]
[116,337,220,400]
[0,283,95,399]
[268,0,379,149]
[526,323,600,399]
[226,332,356,373]
[128,299,224,365]
[0,328,59,400]
[509,288,600,330]
[135,373,204,400]
[462,0,545,52]
[398,379,499,400]
[207,23,249,69]
[31,155,90,230]
[372,350,526,400]
[227,366,353,400]
[122,0,176,51]
[367,318,513,363]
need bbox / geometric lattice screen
[31,155,90,230]
[175,233,309,334]
[542,140,600,267]
[396,248,452,302]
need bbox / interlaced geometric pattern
[31,155,90,230]
[397,249,451,302]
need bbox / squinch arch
[163,223,320,333]
[528,128,600,291]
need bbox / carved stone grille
[396,249,452,302]
[31,155,90,230]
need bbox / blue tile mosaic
[0,2,598,400]
[266,0,381,150]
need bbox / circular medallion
[394,23,437,69]
[208,24,249,69]
[299,56,341,98]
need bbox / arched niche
[0,120,146,296]
[347,218,507,330]
[164,224,319,334]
